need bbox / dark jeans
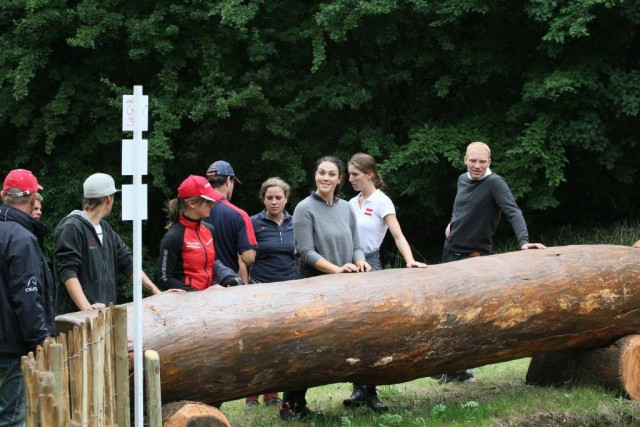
[441,247,486,263]
[356,252,382,396]
[441,246,485,379]
[0,355,25,427]
[365,250,381,271]
[282,389,307,407]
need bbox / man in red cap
[0,169,55,426]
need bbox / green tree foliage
[1,1,638,277]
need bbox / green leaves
[0,0,638,282]
[527,0,620,45]
[608,70,640,117]
[523,68,600,102]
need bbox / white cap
[83,173,119,198]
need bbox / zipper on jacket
[196,222,211,287]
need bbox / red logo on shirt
[364,208,373,216]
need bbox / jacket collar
[0,203,50,241]
[178,213,201,230]
[257,209,291,223]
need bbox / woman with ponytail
[341,153,428,413]
[347,153,428,271]
[157,175,241,292]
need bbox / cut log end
[162,401,231,427]
[526,334,640,399]
[633,240,640,248]
[620,335,640,399]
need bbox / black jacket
[54,210,133,314]
[0,203,55,355]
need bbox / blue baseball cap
[206,160,241,184]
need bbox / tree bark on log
[526,335,640,399]
[56,245,640,406]
[162,401,230,427]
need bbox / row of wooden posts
[21,305,163,427]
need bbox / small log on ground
[526,334,640,399]
[56,244,640,406]
[162,401,230,427]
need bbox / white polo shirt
[349,189,396,254]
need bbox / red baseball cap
[3,169,43,196]
[177,175,223,201]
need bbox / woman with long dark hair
[279,156,370,421]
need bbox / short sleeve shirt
[204,199,257,272]
[349,189,395,254]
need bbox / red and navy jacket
[157,214,235,291]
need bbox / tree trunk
[162,401,230,427]
[56,244,640,406]
[526,334,640,399]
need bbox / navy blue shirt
[204,198,257,273]
[249,210,296,283]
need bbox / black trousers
[441,247,486,263]
[282,389,306,406]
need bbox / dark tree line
[1,1,639,295]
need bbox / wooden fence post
[114,305,131,427]
[145,350,162,427]
[49,342,65,426]
[81,320,89,425]
[21,354,38,427]
[38,371,58,427]
[104,306,116,425]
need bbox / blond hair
[466,141,491,158]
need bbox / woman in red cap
[157,175,242,291]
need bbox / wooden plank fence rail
[20,304,154,427]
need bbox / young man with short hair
[204,160,257,283]
[54,173,161,314]
[204,160,259,408]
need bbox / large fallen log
[56,245,640,406]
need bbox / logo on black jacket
[25,276,38,292]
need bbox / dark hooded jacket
[54,210,133,314]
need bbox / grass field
[220,359,640,426]
[216,221,640,426]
